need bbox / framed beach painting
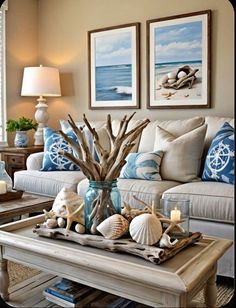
[88,23,140,109]
[147,10,211,109]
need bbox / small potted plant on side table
[6,116,38,147]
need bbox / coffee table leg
[0,250,9,301]
[204,269,217,308]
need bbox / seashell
[97,214,129,240]
[159,233,178,248]
[167,71,177,79]
[167,78,176,84]
[129,213,162,245]
[75,223,85,234]
[52,187,84,220]
[45,218,58,229]
[57,217,66,228]
[177,71,187,79]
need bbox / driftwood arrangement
[159,65,199,90]
[59,113,150,233]
[35,194,200,264]
[33,225,201,265]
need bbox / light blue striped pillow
[120,151,163,181]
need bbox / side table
[0,146,43,180]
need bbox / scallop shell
[52,187,84,221]
[129,213,162,245]
[96,214,129,240]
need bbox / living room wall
[5,0,38,145]
[5,0,234,133]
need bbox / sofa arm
[26,152,44,170]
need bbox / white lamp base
[34,96,49,146]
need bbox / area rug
[8,261,234,307]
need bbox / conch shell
[52,187,84,220]
[97,214,129,240]
[129,213,162,245]
[159,233,178,248]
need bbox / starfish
[43,209,56,220]
[58,202,84,231]
[159,217,185,234]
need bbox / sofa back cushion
[111,119,143,152]
[204,116,234,150]
[138,117,205,152]
[60,118,143,154]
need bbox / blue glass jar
[84,180,121,234]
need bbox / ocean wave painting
[89,23,140,108]
[96,64,132,101]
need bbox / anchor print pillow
[202,122,234,184]
[120,151,163,181]
[41,128,80,171]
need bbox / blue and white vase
[14,131,29,148]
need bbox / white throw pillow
[154,124,207,182]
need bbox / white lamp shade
[21,66,61,97]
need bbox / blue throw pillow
[120,151,163,181]
[41,128,80,171]
[202,122,234,184]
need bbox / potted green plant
[6,117,38,147]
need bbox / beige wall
[6,0,234,134]
[6,0,38,145]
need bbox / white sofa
[14,116,234,278]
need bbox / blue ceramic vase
[14,131,29,147]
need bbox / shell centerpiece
[96,214,129,240]
[129,213,162,246]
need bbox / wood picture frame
[147,10,211,109]
[88,23,140,109]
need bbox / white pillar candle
[0,180,7,194]
[170,207,181,221]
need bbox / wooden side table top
[0,215,233,307]
[0,146,44,154]
[0,193,54,221]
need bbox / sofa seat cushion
[78,178,181,208]
[163,182,234,224]
[14,170,86,197]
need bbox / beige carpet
[8,261,234,307]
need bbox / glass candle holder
[161,198,190,238]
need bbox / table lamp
[21,65,61,145]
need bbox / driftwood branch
[33,225,202,265]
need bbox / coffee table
[0,215,233,307]
[0,193,54,223]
